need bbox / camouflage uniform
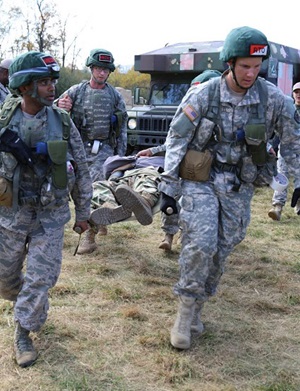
[59,82,127,182]
[160,72,300,303]
[271,104,300,207]
[0,110,92,332]
[91,166,161,211]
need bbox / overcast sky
[5,0,300,68]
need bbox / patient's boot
[90,203,132,226]
[115,185,154,225]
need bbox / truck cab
[126,40,300,154]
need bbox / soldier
[0,58,13,104]
[268,81,300,220]
[137,70,222,251]
[0,51,92,367]
[56,48,128,252]
[159,26,300,350]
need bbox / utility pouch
[47,140,68,189]
[0,177,12,207]
[179,149,213,182]
[244,124,267,165]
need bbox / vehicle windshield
[149,83,190,105]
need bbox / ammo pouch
[47,140,68,189]
[179,149,213,182]
[0,177,12,207]
[245,124,268,166]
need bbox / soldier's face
[293,90,300,106]
[91,66,110,85]
[233,57,263,89]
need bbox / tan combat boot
[115,185,153,225]
[158,233,174,251]
[14,321,38,368]
[76,228,97,255]
[191,300,205,334]
[170,296,196,349]
[98,225,108,235]
[268,204,283,221]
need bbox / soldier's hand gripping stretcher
[160,192,178,215]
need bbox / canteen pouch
[179,149,213,182]
[244,124,268,166]
[0,177,12,207]
[47,140,68,189]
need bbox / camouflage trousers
[91,167,161,209]
[174,179,254,302]
[0,220,64,332]
[160,209,180,235]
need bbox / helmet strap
[230,61,254,91]
[91,70,109,87]
[27,80,52,106]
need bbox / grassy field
[0,185,300,391]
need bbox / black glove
[160,192,178,215]
[0,128,34,168]
[291,187,300,209]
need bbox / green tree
[108,67,150,98]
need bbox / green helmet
[191,70,222,85]
[85,49,115,72]
[220,26,270,62]
[9,51,60,90]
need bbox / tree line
[0,0,150,98]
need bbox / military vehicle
[126,40,300,154]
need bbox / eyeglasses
[37,78,58,87]
[93,66,110,74]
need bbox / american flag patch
[183,104,199,121]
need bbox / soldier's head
[9,51,60,106]
[220,26,270,90]
[293,82,300,107]
[86,49,115,86]
[191,70,222,86]
[0,58,13,87]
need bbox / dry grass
[1,185,300,391]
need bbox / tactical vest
[204,76,269,166]
[203,77,277,186]
[70,81,123,141]
[0,95,73,209]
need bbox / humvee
[126,40,300,154]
